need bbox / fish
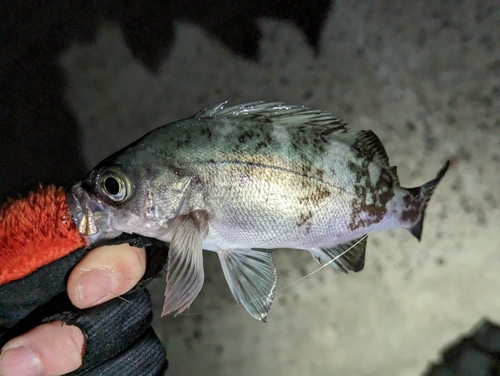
[67,101,450,322]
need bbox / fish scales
[67,101,450,322]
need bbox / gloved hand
[0,187,169,375]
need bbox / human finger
[67,244,146,308]
[0,321,84,376]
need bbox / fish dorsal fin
[193,101,229,118]
[162,211,208,317]
[389,166,399,185]
[195,101,348,134]
[313,236,367,273]
[338,130,401,183]
[217,248,277,322]
[338,130,391,168]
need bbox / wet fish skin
[67,101,449,321]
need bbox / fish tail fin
[406,160,450,241]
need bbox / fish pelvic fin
[217,248,277,323]
[312,236,368,273]
[162,211,208,317]
[406,160,450,241]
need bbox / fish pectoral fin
[217,248,277,323]
[313,236,368,273]
[162,211,208,317]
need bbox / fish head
[67,146,192,244]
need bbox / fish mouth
[66,182,117,244]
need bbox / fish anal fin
[314,236,368,273]
[217,248,277,322]
[162,211,208,317]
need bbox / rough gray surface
[60,1,500,375]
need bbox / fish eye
[99,167,132,203]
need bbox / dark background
[0,0,331,202]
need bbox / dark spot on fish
[278,296,288,306]
[298,210,313,228]
[348,160,395,231]
[238,130,254,143]
[255,141,267,149]
[176,131,192,148]
[201,127,212,140]
[316,169,325,180]
[402,193,413,205]
[298,185,332,206]
[215,345,224,355]
[401,205,419,224]
[301,164,312,175]
[400,192,420,223]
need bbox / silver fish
[67,102,450,322]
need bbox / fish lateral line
[179,159,358,198]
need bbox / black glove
[0,234,169,375]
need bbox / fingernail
[0,346,41,376]
[77,268,117,306]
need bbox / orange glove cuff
[0,186,87,284]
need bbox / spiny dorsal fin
[195,101,348,134]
